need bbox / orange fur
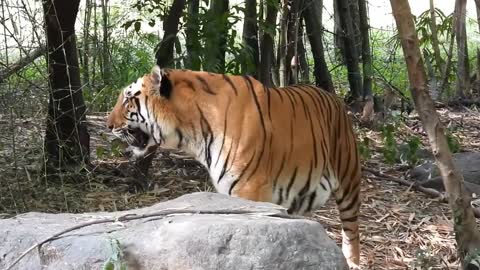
[107,66,362,268]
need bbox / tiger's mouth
[127,128,150,149]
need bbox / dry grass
[1,107,480,269]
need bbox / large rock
[0,192,348,270]
[409,151,480,195]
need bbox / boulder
[0,192,348,270]
[409,151,480,195]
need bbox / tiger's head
[106,65,180,158]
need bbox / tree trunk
[155,0,187,67]
[92,2,98,89]
[286,0,302,85]
[475,0,480,94]
[242,0,259,77]
[303,0,334,92]
[185,0,201,70]
[390,0,480,267]
[174,37,182,69]
[277,0,289,87]
[357,0,373,122]
[101,0,110,85]
[43,0,90,171]
[454,0,469,99]
[204,0,229,72]
[336,0,363,100]
[429,0,444,76]
[258,0,278,86]
[333,0,344,61]
[349,0,361,61]
[82,0,92,88]
[297,22,309,83]
[357,0,372,99]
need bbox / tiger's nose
[107,123,114,130]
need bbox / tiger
[106,65,362,268]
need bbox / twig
[362,166,480,218]
[5,207,294,270]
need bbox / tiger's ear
[150,65,172,98]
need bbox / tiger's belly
[272,176,336,215]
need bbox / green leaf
[103,260,115,270]
[96,146,106,159]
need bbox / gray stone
[409,151,480,195]
[0,192,348,270]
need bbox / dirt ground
[1,107,480,269]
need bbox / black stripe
[283,88,297,119]
[231,149,257,194]
[197,75,216,95]
[319,181,327,190]
[277,187,284,206]
[285,167,298,198]
[217,145,232,183]
[222,74,238,96]
[306,192,317,212]
[305,105,318,168]
[214,100,231,167]
[133,98,146,123]
[272,87,284,102]
[340,215,358,223]
[325,176,333,191]
[144,96,150,120]
[197,105,214,168]
[176,128,183,148]
[272,152,287,188]
[150,124,158,144]
[242,76,267,182]
[338,191,359,213]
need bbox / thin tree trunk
[297,22,309,83]
[390,1,480,267]
[349,0,361,61]
[277,0,289,87]
[259,0,278,86]
[286,0,302,85]
[43,0,90,171]
[358,0,372,99]
[336,0,363,100]
[429,0,444,75]
[242,0,259,77]
[174,37,182,69]
[303,0,334,92]
[101,0,110,85]
[185,0,201,70]
[155,0,187,67]
[82,0,92,88]
[92,2,98,89]
[454,0,469,99]
[333,0,344,61]
[475,0,480,94]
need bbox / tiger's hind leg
[334,180,361,269]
